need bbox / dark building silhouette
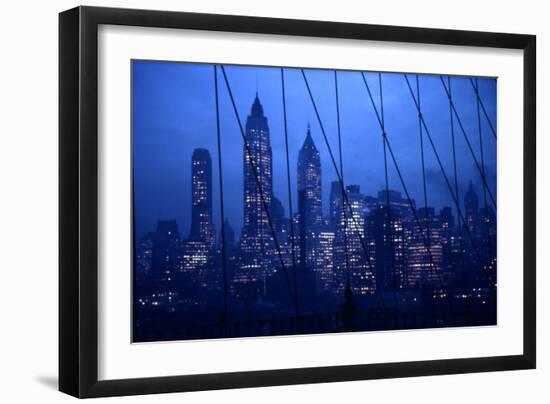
[150,220,180,283]
[135,232,155,288]
[329,180,342,230]
[464,180,479,238]
[440,206,460,286]
[365,190,410,293]
[221,218,236,252]
[144,220,181,311]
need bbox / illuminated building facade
[297,124,323,279]
[190,148,216,250]
[365,190,410,293]
[333,185,376,295]
[239,94,276,291]
[406,207,443,288]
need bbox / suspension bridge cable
[214,66,228,323]
[280,68,299,311]
[361,72,454,314]
[220,65,298,316]
[439,77,496,208]
[414,74,436,319]
[416,75,430,232]
[469,77,497,140]
[447,77,470,314]
[334,71,352,287]
[378,73,399,308]
[403,75,484,266]
[300,69,388,313]
[474,78,494,260]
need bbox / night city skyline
[132,60,497,342]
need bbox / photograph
[131,61,497,343]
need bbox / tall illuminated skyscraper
[189,148,215,250]
[297,123,322,229]
[296,124,323,304]
[239,94,275,284]
[297,124,323,278]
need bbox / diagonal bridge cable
[469,78,497,140]
[280,68,299,309]
[446,77,471,317]
[301,69,389,313]
[361,72,454,314]
[403,74,484,266]
[439,77,496,208]
[474,77,494,259]
[378,73,400,308]
[219,65,298,316]
[214,66,229,322]
[334,71,352,288]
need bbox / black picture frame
[59,5,536,398]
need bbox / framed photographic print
[59,6,536,398]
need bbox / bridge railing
[134,309,495,342]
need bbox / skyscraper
[297,124,323,278]
[297,123,323,229]
[407,207,443,288]
[329,181,342,230]
[316,225,335,293]
[439,206,460,286]
[150,220,181,294]
[333,185,375,295]
[365,190,410,293]
[296,124,323,306]
[239,94,276,288]
[189,148,216,250]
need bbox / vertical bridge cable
[439,77,496,209]
[378,73,399,308]
[414,74,435,319]
[447,77,470,320]
[469,77,497,140]
[403,75,484,266]
[213,65,228,324]
[280,68,299,312]
[474,78,494,260]
[334,71,352,287]
[300,69,388,314]
[416,75,431,240]
[220,65,298,316]
[361,72,454,314]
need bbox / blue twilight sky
[132,60,497,241]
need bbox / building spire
[250,92,264,117]
[301,122,317,152]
